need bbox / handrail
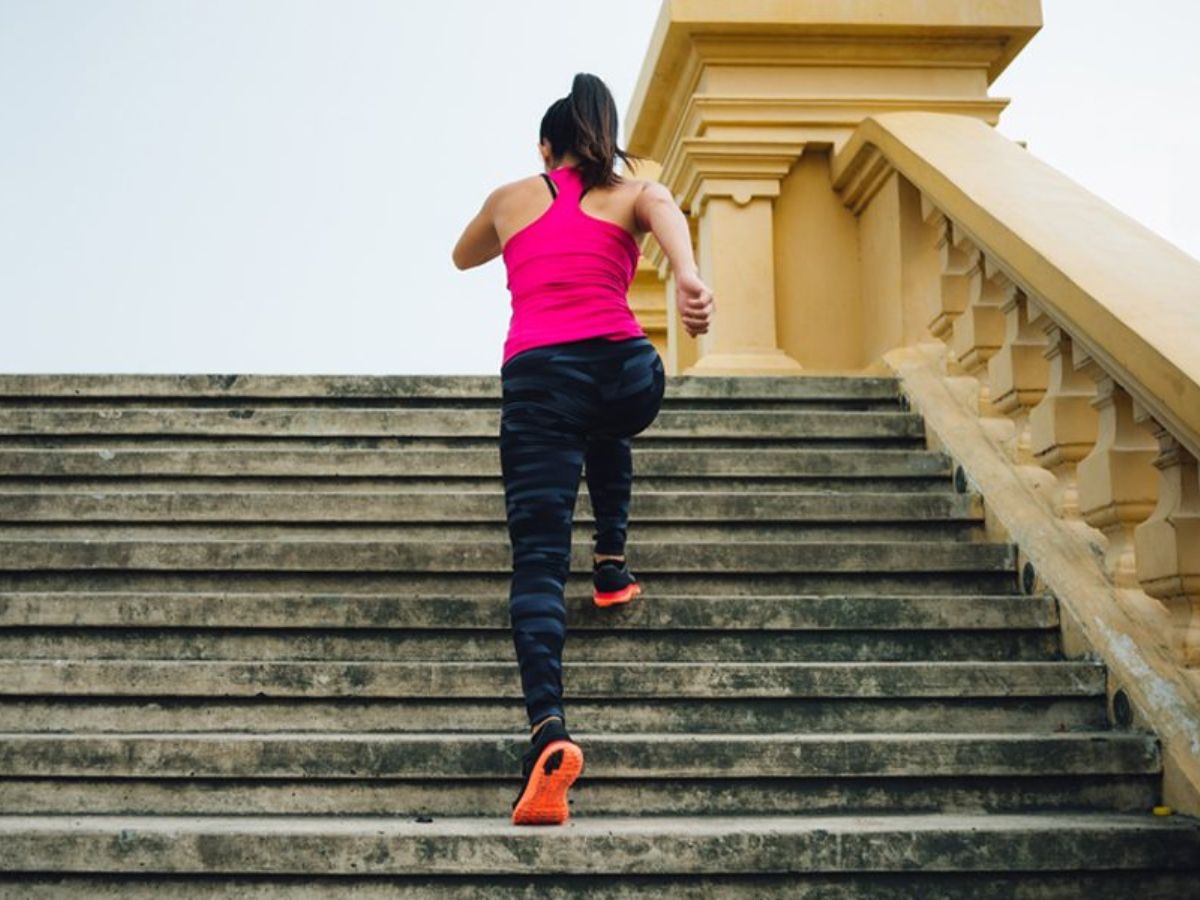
[831,111,1200,461]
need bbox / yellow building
[628,0,1200,816]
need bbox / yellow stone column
[684,176,804,376]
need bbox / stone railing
[832,110,1200,812]
[833,111,1199,674]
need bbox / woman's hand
[675,269,714,338]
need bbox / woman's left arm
[452,190,502,270]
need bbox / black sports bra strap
[539,173,558,199]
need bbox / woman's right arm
[634,182,715,338]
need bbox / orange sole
[593,581,642,608]
[511,739,584,825]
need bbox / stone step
[2,434,931,452]
[0,732,1159,780]
[0,627,1061,664]
[0,490,986,543]
[0,522,984,544]
[0,489,980,524]
[0,408,926,440]
[3,870,1197,899]
[0,812,1196,879]
[0,660,1104,699]
[0,696,1107,735]
[0,538,1016,573]
[3,397,909,413]
[0,373,903,402]
[0,474,956,497]
[0,447,950,479]
[0,522,983,544]
[0,770,1161,819]
[0,572,1024,598]
[0,591,1054,630]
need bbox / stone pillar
[683,177,804,376]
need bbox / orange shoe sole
[511,739,584,825]
[593,581,642,608]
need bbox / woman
[452,72,714,826]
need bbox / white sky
[2,0,1197,375]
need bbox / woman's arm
[452,190,502,270]
[633,181,698,277]
[634,181,714,338]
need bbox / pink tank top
[500,164,645,367]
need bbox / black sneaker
[511,717,584,825]
[593,557,642,607]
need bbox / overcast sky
[2,0,1197,375]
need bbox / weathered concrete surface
[0,446,951,478]
[0,695,1106,737]
[0,373,902,401]
[0,590,1054,630]
[0,538,1015,572]
[0,407,926,440]
[0,771,1160,819]
[0,368,1195,890]
[0,621,1061,662]
[0,731,1159,779]
[0,871,1197,899]
[0,659,1103,698]
[0,570,1028,596]
[0,871,1196,899]
[0,489,980,524]
[1,813,1197,875]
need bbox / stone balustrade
[833,117,1200,674]
[832,110,1200,814]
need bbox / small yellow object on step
[1152,805,1174,816]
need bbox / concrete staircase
[0,373,1197,897]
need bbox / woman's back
[499,165,647,367]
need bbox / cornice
[644,96,1007,205]
[626,1,1041,159]
[659,140,807,214]
[682,96,1009,140]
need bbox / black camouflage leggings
[499,335,666,730]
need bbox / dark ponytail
[539,72,645,194]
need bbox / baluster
[949,253,1008,408]
[1027,320,1098,518]
[1133,418,1200,668]
[928,218,974,351]
[1073,351,1159,587]
[987,287,1049,464]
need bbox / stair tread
[3,810,1192,831]
[0,658,1108,700]
[0,729,1148,740]
[1,811,1196,876]
[0,373,904,399]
